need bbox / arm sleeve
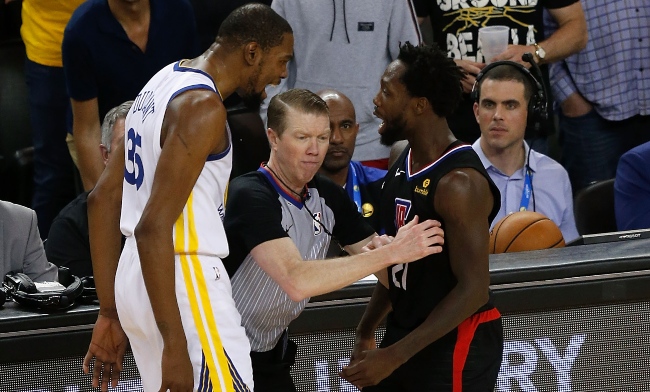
[225,176,289,254]
[62,25,98,101]
[388,0,422,60]
[615,150,650,231]
[22,211,58,282]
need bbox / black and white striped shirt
[224,168,374,352]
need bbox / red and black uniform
[369,141,502,391]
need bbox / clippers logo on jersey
[395,198,412,229]
[125,128,144,189]
[132,90,155,122]
[312,211,323,236]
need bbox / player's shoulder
[229,171,275,199]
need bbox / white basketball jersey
[121,61,232,258]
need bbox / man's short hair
[477,64,535,103]
[217,3,292,51]
[397,42,465,118]
[101,101,133,151]
[267,89,329,136]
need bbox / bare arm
[492,2,587,65]
[341,168,494,387]
[83,140,128,390]
[249,216,443,302]
[71,98,105,191]
[134,90,227,392]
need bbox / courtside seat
[573,178,616,235]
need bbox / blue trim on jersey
[225,350,251,392]
[207,143,231,161]
[168,83,216,105]
[258,165,304,209]
[198,353,212,392]
[166,83,231,162]
[406,144,474,181]
[173,61,220,99]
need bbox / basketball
[489,211,565,254]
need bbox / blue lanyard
[519,168,533,211]
[346,163,362,213]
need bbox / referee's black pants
[250,330,298,392]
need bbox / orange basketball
[489,211,565,254]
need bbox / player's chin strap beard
[262,162,343,251]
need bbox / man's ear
[413,97,428,115]
[244,42,261,66]
[473,101,480,123]
[267,127,279,150]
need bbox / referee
[223,88,445,391]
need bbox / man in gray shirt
[224,88,444,391]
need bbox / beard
[379,116,407,146]
[240,65,264,110]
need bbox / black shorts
[366,308,503,392]
[250,330,298,392]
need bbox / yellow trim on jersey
[224,182,229,207]
[174,192,236,392]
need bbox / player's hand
[454,59,485,93]
[340,347,398,389]
[83,313,128,391]
[490,44,535,66]
[362,234,394,252]
[391,216,444,263]
[348,334,376,367]
[159,342,194,392]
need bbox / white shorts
[115,240,254,391]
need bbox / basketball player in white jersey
[82,5,293,391]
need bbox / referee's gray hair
[101,100,133,151]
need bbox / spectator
[12,0,84,237]
[413,0,587,147]
[317,89,386,234]
[262,0,421,169]
[62,0,200,191]
[471,62,579,243]
[45,101,131,278]
[1,200,58,281]
[224,89,444,391]
[546,1,649,192]
[615,141,650,231]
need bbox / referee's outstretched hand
[390,215,444,262]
